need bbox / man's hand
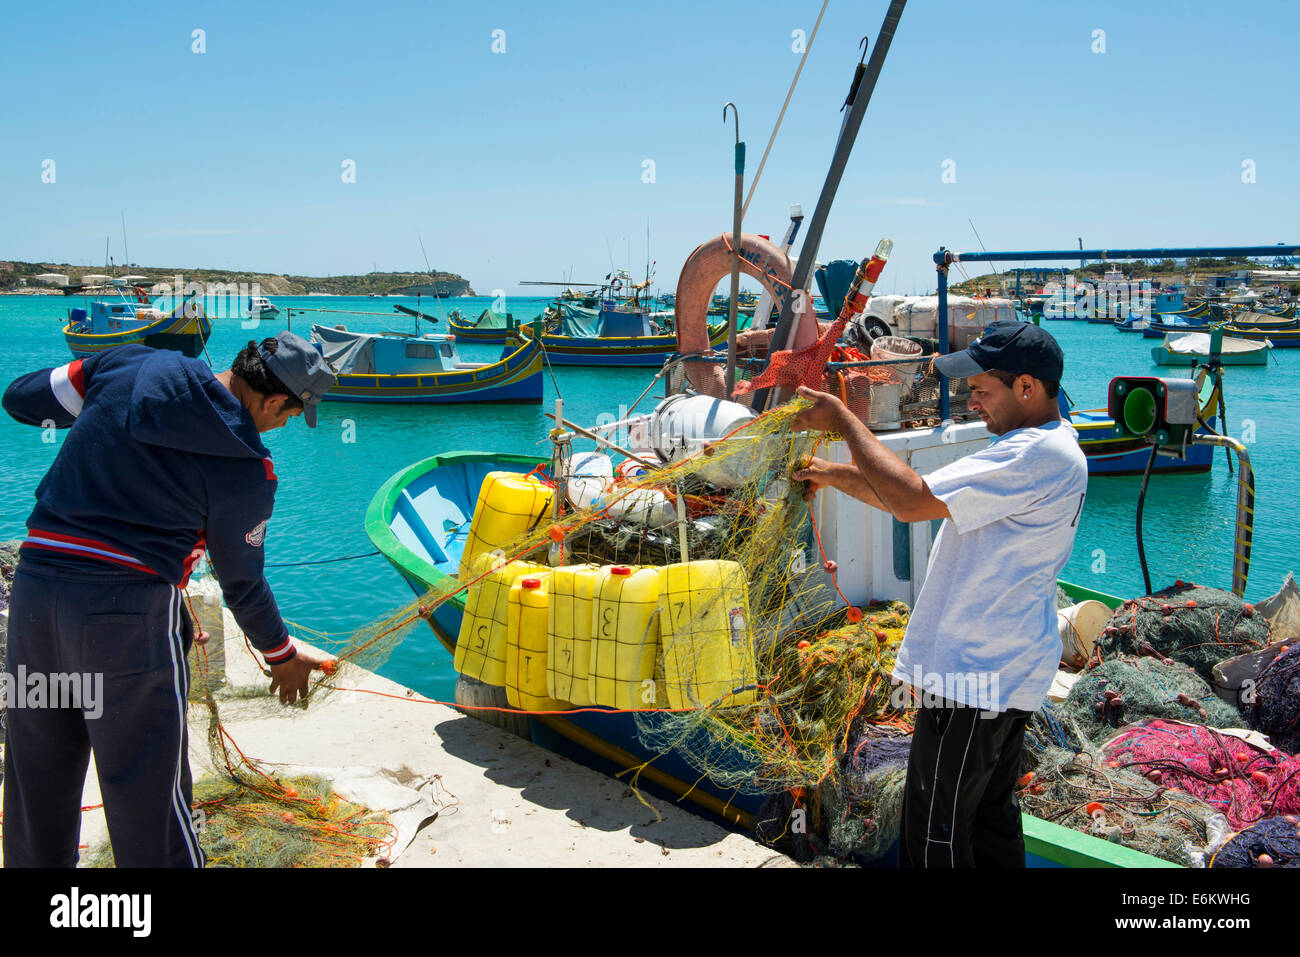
[792,456,841,492]
[791,386,850,433]
[268,649,329,706]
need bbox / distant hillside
[0,260,475,297]
[950,256,1298,297]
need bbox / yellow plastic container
[546,564,600,706]
[506,573,568,712]
[458,471,554,579]
[589,565,663,709]
[659,560,757,708]
[454,554,547,686]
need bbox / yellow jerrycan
[455,553,547,686]
[506,573,570,711]
[546,564,600,706]
[658,560,757,708]
[589,565,663,709]
[458,471,553,579]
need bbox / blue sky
[1,0,1297,296]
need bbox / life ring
[674,233,819,399]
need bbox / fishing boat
[62,285,211,358]
[1114,315,1149,333]
[249,296,280,318]
[1151,332,1270,367]
[446,308,550,345]
[310,323,543,403]
[1142,316,1220,338]
[525,306,726,367]
[365,443,1181,868]
[1223,310,1298,330]
[1218,324,1300,347]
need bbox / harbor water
[1,295,1295,706]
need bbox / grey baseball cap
[259,331,336,427]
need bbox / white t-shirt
[892,418,1089,713]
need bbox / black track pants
[898,702,1031,868]
[2,560,204,867]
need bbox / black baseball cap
[259,331,336,427]
[934,320,1064,383]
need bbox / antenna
[416,232,447,321]
[121,211,129,271]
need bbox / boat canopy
[1165,332,1266,355]
[310,323,459,374]
[557,303,655,337]
[311,324,381,374]
[473,308,513,329]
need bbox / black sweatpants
[2,559,204,867]
[898,702,1031,868]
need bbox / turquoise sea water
[2,295,1296,705]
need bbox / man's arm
[206,486,327,704]
[792,457,888,510]
[792,386,950,523]
[3,358,92,427]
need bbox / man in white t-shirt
[792,320,1087,867]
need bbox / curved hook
[858,35,870,63]
[723,102,739,144]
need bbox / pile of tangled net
[88,773,395,868]
[1101,719,1300,829]
[754,723,910,865]
[1061,655,1243,744]
[1023,701,1090,764]
[1018,744,1215,865]
[1093,582,1269,682]
[1246,644,1300,753]
[1210,816,1300,868]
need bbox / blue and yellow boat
[445,308,551,345]
[364,449,1171,867]
[311,323,543,403]
[523,304,727,367]
[62,290,211,358]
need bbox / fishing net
[1245,643,1300,753]
[1210,817,1300,868]
[343,398,918,864]
[1018,744,1216,865]
[1093,583,1270,682]
[1023,701,1090,766]
[1061,656,1244,743]
[1100,719,1300,829]
[86,773,396,868]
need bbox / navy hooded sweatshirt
[2,345,295,663]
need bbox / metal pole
[724,103,744,395]
[754,0,908,411]
[937,252,949,421]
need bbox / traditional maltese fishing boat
[310,323,543,403]
[62,285,211,358]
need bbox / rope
[264,549,381,568]
[741,0,829,219]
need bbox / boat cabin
[310,324,467,375]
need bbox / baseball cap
[259,331,336,427]
[933,320,1064,383]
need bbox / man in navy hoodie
[1,331,335,867]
